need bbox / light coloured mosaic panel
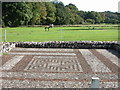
[24,56,83,72]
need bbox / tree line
[2,1,119,27]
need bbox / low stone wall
[0,42,15,54]
[1,41,119,54]
[15,41,118,49]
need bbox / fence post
[60,29,62,40]
[4,30,6,42]
[91,77,100,89]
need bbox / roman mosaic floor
[0,48,119,88]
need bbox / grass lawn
[0,26,119,42]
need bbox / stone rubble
[0,42,15,54]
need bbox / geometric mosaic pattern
[80,49,111,72]
[24,56,83,72]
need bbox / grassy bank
[0,26,119,42]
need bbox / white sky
[60,0,119,12]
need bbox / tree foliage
[2,2,33,27]
[2,2,119,27]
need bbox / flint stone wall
[1,41,120,54]
[113,44,120,52]
[15,41,119,50]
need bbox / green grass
[2,53,8,55]
[0,26,119,42]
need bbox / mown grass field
[0,26,119,42]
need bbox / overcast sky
[60,0,119,12]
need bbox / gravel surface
[1,79,90,88]
[1,79,118,88]
[1,72,118,80]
